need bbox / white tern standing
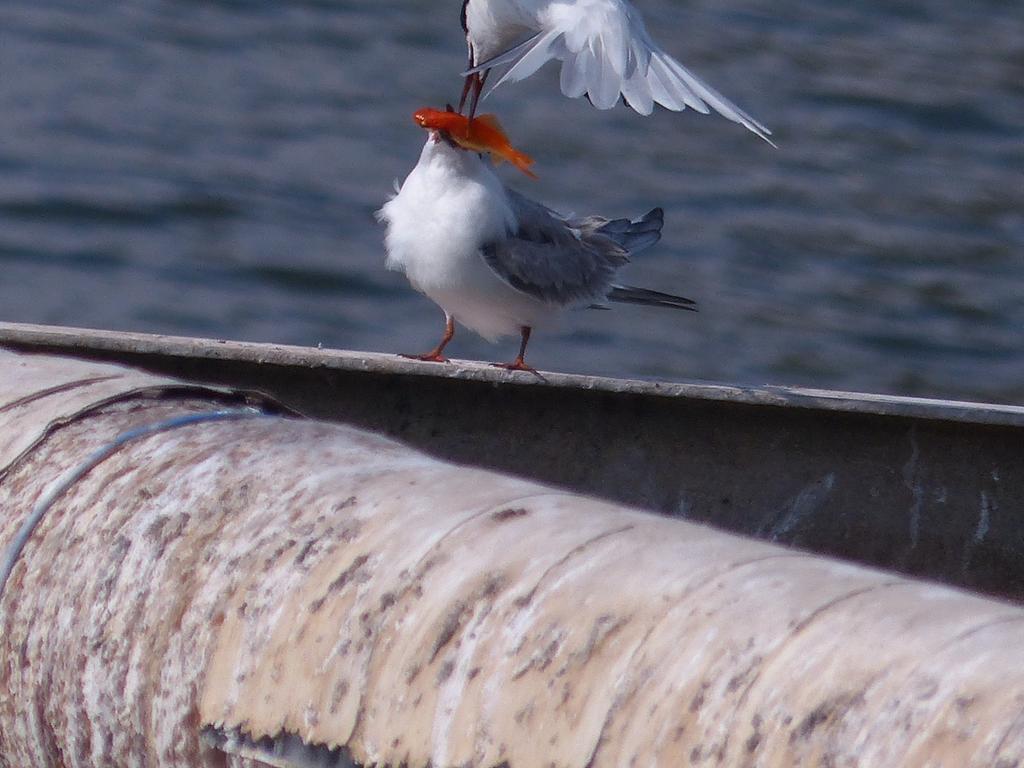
[377,126,696,373]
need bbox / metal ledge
[1,321,1022,602]
[1,321,1022,427]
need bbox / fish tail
[505,148,538,179]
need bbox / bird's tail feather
[597,207,664,254]
[607,284,697,312]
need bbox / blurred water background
[1,0,1021,402]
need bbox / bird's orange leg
[491,326,541,376]
[402,313,454,363]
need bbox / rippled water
[1,1,1022,403]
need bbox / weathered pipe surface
[2,322,1022,603]
[2,350,1024,768]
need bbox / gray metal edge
[1,322,1022,428]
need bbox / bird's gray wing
[481,190,632,307]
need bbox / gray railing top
[1,321,1022,428]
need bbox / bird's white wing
[465,0,773,144]
[480,190,631,307]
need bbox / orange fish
[413,107,537,179]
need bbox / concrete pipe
[0,349,1022,767]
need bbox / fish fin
[507,151,538,180]
[473,113,505,133]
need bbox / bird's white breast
[380,139,509,290]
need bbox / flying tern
[456,0,773,144]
